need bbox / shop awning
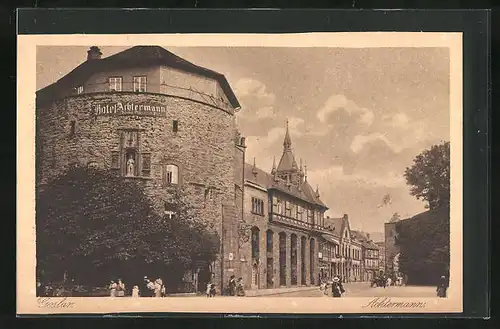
[321,234,339,245]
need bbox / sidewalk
[244,286,320,297]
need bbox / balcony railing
[270,214,314,229]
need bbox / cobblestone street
[266,283,436,297]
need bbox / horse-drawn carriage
[370,276,386,287]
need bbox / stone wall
[384,222,399,275]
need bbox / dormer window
[133,76,147,92]
[76,85,84,94]
[109,77,122,92]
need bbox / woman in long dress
[109,280,117,297]
[154,279,162,297]
[331,276,345,298]
[437,275,448,297]
[117,279,126,297]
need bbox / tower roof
[277,120,298,173]
[36,45,240,109]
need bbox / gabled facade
[240,121,329,289]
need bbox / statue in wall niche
[126,154,135,176]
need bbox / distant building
[375,241,386,273]
[351,231,380,282]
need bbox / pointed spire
[271,156,276,174]
[252,157,258,177]
[283,119,292,151]
[316,185,320,198]
[298,160,303,190]
[304,161,308,181]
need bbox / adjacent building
[351,231,380,282]
[239,122,328,289]
[375,241,386,273]
[36,45,243,291]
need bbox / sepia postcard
[17,32,463,315]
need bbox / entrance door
[266,259,273,288]
[251,263,259,289]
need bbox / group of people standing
[227,275,245,296]
[205,275,245,297]
[109,276,166,297]
[108,279,126,297]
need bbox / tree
[36,166,219,289]
[404,141,450,210]
[389,212,401,223]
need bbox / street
[270,283,436,298]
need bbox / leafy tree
[404,141,450,210]
[36,166,219,290]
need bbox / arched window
[165,164,179,184]
[251,227,260,260]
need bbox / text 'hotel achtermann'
[36,46,379,293]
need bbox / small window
[76,85,84,94]
[133,76,147,92]
[165,164,179,184]
[204,188,213,201]
[109,77,122,92]
[173,120,178,133]
[142,153,151,177]
[111,151,120,169]
[251,197,264,215]
[164,202,177,220]
[70,120,76,136]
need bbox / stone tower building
[35,45,244,292]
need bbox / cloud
[308,165,406,189]
[350,133,403,154]
[255,106,275,119]
[288,116,305,131]
[316,94,374,126]
[234,78,276,104]
[387,113,410,127]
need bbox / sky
[37,46,450,239]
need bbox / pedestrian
[160,280,166,297]
[36,280,43,296]
[141,277,149,297]
[132,285,140,298]
[154,279,162,297]
[320,280,328,295]
[116,279,125,297]
[228,275,236,296]
[109,280,117,297]
[437,275,448,298]
[236,278,245,296]
[206,283,212,297]
[386,277,392,287]
[331,276,345,298]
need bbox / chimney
[367,233,370,241]
[87,46,102,61]
[240,137,246,147]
